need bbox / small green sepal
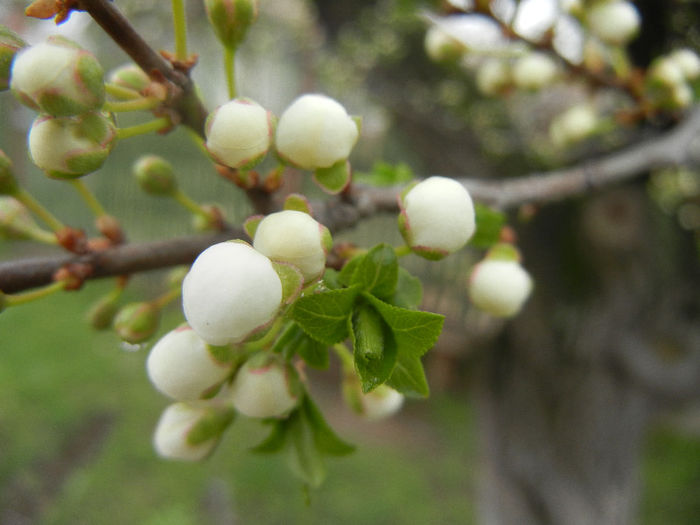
[283,193,313,214]
[313,160,351,194]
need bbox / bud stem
[393,245,412,257]
[171,0,189,61]
[172,188,211,220]
[105,82,142,100]
[117,117,172,140]
[69,180,107,218]
[151,285,181,309]
[224,46,237,99]
[15,188,65,232]
[185,128,209,157]
[26,226,59,245]
[244,317,286,351]
[104,97,161,113]
[4,280,67,307]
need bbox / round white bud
[359,385,404,420]
[224,356,298,418]
[670,82,693,108]
[28,112,116,179]
[399,176,476,259]
[182,241,283,346]
[649,57,686,88]
[205,98,273,169]
[424,25,463,63]
[253,210,331,282]
[587,1,640,46]
[669,48,700,80]
[468,259,533,317]
[512,52,558,90]
[475,59,511,96]
[549,104,598,147]
[153,402,220,461]
[275,94,359,170]
[11,37,104,116]
[147,325,232,401]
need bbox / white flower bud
[512,52,558,90]
[153,402,221,461]
[275,94,359,170]
[359,385,404,420]
[424,25,463,63]
[205,98,273,169]
[182,241,283,346]
[28,112,116,179]
[670,48,700,80]
[649,57,685,88]
[253,210,331,283]
[11,36,104,116]
[147,325,232,401]
[224,356,298,418]
[475,59,511,96]
[469,259,533,317]
[399,176,476,259]
[670,82,693,108]
[549,104,598,147]
[587,1,640,46]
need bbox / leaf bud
[468,254,533,318]
[205,98,273,169]
[113,301,160,344]
[275,94,359,170]
[86,293,120,330]
[0,25,26,91]
[11,36,104,116]
[153,401,232,461]
[586,1,640,46]
[398,176,476,260]
[182,241,283,346]
[253,210,331,283]
[108,63,150,93]
[204,0,259,51]
[0,196,42,240]
[0,149,18,195]
[132,154,178,196]
[28,112,117,179]
[147,325,232,401]
[512,52,558,91]
[222,354,299,418]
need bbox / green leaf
[251,420,288,454]
[354,161,414,187]
[301,395,355,456]
[284,410,327,488]
[272,261,304,304]
[322,268,342,290]
[389,267,423,309]
[364,294,444,357]
[471,204,506,248]
[313,160,350,194]
[350,303,397,392]
[338,253,364,286]
[291,286,360,345]
[387,352,430,397]
[295,335,329,369]
[351,243,398,299]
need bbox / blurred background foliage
[1,0,699,523]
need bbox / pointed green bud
[108,63,150,93]
[113,301,160,344]
[132,155,177,196]
[86,293,121,330]
[0,150,18,195]
[28,112,116,179]
[11,36,104,116]
[0,25,26,92]
[204,0,259,51]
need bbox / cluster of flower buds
[647,49,700,109]
[398,176,476,260]
[10,36,115,178]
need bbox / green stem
[224,46,237,99]
[4,280,66,307]
[25,226,59,245]
[172,188,209,218]
[245,317,287,351]
[394,245,412,257]
[116,117,171,140]
[185,127,210,157]
[104,97,160,113]
[14,188,65,232]
[333,343,354,372]
[105,83,142,100]
[171,0,188,61]
[69,180,107,217]
[151,285,181,309]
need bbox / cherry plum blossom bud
[253,210,331,283]
[205,98,273,169]
[475,59,511,96]
[147,325,232,401]
[182,241,283,346]
[344,376,404,420]
[649,57,685,89]
[275,94,359,170]
[469,251,533,318]
[133,155,177,196]
[398,176,476,260]
[11,36,104,116]
[424,25,463,63]
[549,104,598,147]
[86,294,120,330]
[153,401,232,461]
[512,52,558,90]
[670,48,700,80]
[205,0,258,51]
[223,354,299,418]
[0,25,26,91]
[587,1,640,46]
[113,301,160,344]
[108,63,150,93]
[28,112,116,179]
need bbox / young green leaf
[301,395,355,456]
[389,267,423,309]
[251,419,288,454]
[284,410,327,488]
[291,286,360,345]
[350,303,397,392]
[387,352,430,397]
[296,334,330,369]
[471,204,506,248]
[354,161,414,187]
[338,253,364,286]
[322,268,342,290]
[351,243,398,299]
